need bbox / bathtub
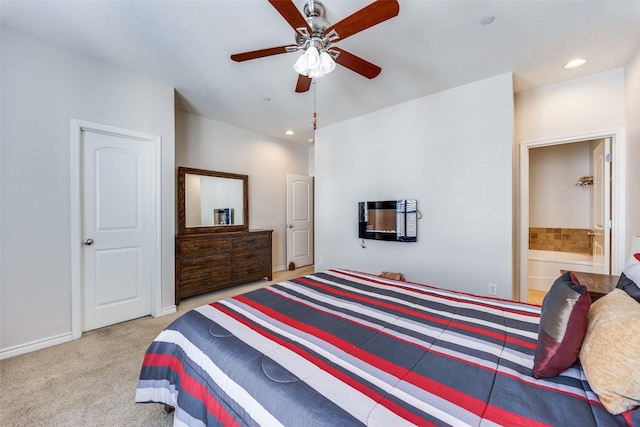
[528,250,594,292]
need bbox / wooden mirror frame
[177,167,249,234]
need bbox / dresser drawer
[232,232,270,252]
[232,264,270,282]
[179,236,231,257]
[180,253,230,275]
[232,250,270,266]
[180,270,233,296]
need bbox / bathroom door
[591,138,611,274]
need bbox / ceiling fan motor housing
[296,0,339,53]
[304,0,330,37]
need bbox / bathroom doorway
[519,130,626,303]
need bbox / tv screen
[358,200,417,242]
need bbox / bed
[136,268,640,426]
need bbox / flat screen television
[358,200,417,242]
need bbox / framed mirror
[178,167,249,234]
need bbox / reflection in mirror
[185,174,244,227]
[178,167,249,234]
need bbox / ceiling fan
[230,0,400,93]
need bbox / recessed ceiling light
[285,130,294,135]
[564,58,587,69]
[480,15,495,25]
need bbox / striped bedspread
[136,269,638,426]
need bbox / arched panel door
[286,174,314,269]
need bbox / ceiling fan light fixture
[293,45,335,78]
[306,45,320,68]
[293,52,310,75]
[318,51,336,74]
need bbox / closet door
[286,174,314,268]
[79,123,157,331]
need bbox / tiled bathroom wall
[529,227,592,254]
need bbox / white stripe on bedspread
[155,328,285,427]
[312,271,539,339]
[333,269,540,315]
[135,380,176,407]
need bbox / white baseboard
[0,305,177,360]
[0,332,73,360]
[158,305,177,317]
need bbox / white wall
[515,68,627,274]
[515,69,625,141]
[0,29,176,356]
[175,110,310,271]
[315,73,515,299]
[625,46,640,259]
[529,142,592,228]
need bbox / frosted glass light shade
[318,51,336,74]
[293,47,335,78]
[293,53,309,75]
[306,46,320,68]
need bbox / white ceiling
[2,0,640,144]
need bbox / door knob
[288,224,294,228]
[83,238,94,246]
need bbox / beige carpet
[0,266,314,427]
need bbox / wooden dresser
[175,229,272,304]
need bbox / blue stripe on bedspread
[136,269,639,426]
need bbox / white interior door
[286,174,314,268]
[591,138,611,274]
[81,128,155,331]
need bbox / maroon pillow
[532,271,592,379]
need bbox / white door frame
[518,128,626,302]
[70,119,162,339]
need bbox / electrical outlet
[319,257,324,265]
[488,283,498,296]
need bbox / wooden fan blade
[333,48,381,79]
[326,0,399,42]
[231,45,295,62]
[268,0,312,34]
[295,74,312,93]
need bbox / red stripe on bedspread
[400,370,551,427]
[337,269,541,317]
[296,277,536,350]
[142,352,240,427]
[215,301,387,395]
[228,294,546,426]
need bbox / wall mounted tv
[358,200,417,242]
